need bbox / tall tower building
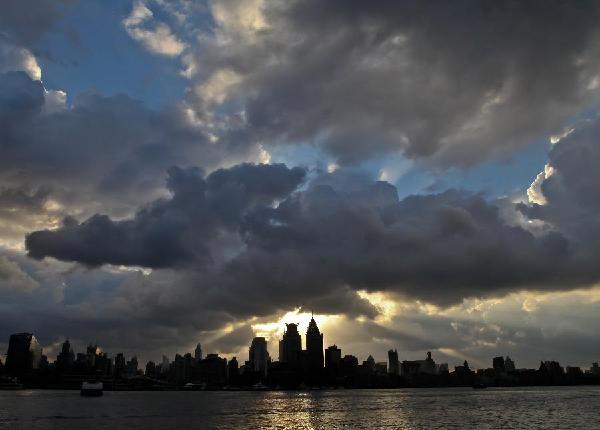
[5,333,43,377]
[279,323,302,368]
[249,337,270,376]
[388,349,400,375]
[306,316,324,383]
[194,343,203,361]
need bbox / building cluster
[3,321,600,390]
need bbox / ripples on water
[1,387,599,429]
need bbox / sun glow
[252,308,333,345]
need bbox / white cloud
[195,68,242,105]
[123,0,186,57]
[527,163,555,205]
[0,36,41,80]
[211,0,267,38]
[43,89,67,114]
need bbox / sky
[2,0,600,370]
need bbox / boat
[182,382,206,391]
[0,376,23,390]
[81,381,103,396]
[472,383,488,389]
[251,382,269,391]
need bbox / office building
[5,333,43,376]
[279,323,302,368]
[249,337,269,376]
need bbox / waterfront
[1,387,600,429]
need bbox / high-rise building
[56,338,75,369]
[505,356,515,372]
[388,349,400,375]
[325,345,342,369]
[126,356,139,377]
[493,356,505,373]
[86,344,99,368]
[194,343,203,361]
[249,337,270,376]
[161,355,170,374]
[5,333,43,377]
[364,355,376,372]
[114,353,126,377]
[145,361,156,377]
[306,317,324,371]
[279,323,302,367]
[197,354,228,385]
[375,362,388,374]
[228,356,239,381]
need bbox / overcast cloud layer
[2,0,600,367]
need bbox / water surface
[1,386,598,429]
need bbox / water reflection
[1,387,600,429]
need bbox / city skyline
[4,312,600,374]
[4,316,600,392]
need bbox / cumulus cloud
[26,163,307,268]
[183,0,600,166]
[123,0,186,57]
[0,35,42,81]
[24,160,598,310]
[519,117,600,256]
[0,70,266,220]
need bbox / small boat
[81,381,103,396]
[251,382,269,391]
[472,383,488,389]
[182,382,206,391]
[0,376,23,390]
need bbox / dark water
[1,387,599,429]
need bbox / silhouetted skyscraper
[228,356,239,381]
[5,333,43,377]
[145,361,156,377]
[505,356,515,372]
[86,344,99,368]
[249,337,269,376]
[279,323,302,368]
[364,355,376,372]
[114,353,126,377]
[388,349,399,375]
[306,316,324,368]
[56,338,74,369]
[194,343,203,361]
[493,356,505,373]
[325,345,342,369]
[160,355,170,374]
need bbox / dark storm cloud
[231,185,577,306]
[25,160,598,308]
[515,114,600,332]
[0,71,264,222]
[518,118,600,251]
[26,163,306,267]
[189,0,600,166]
[0,0,74,48]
